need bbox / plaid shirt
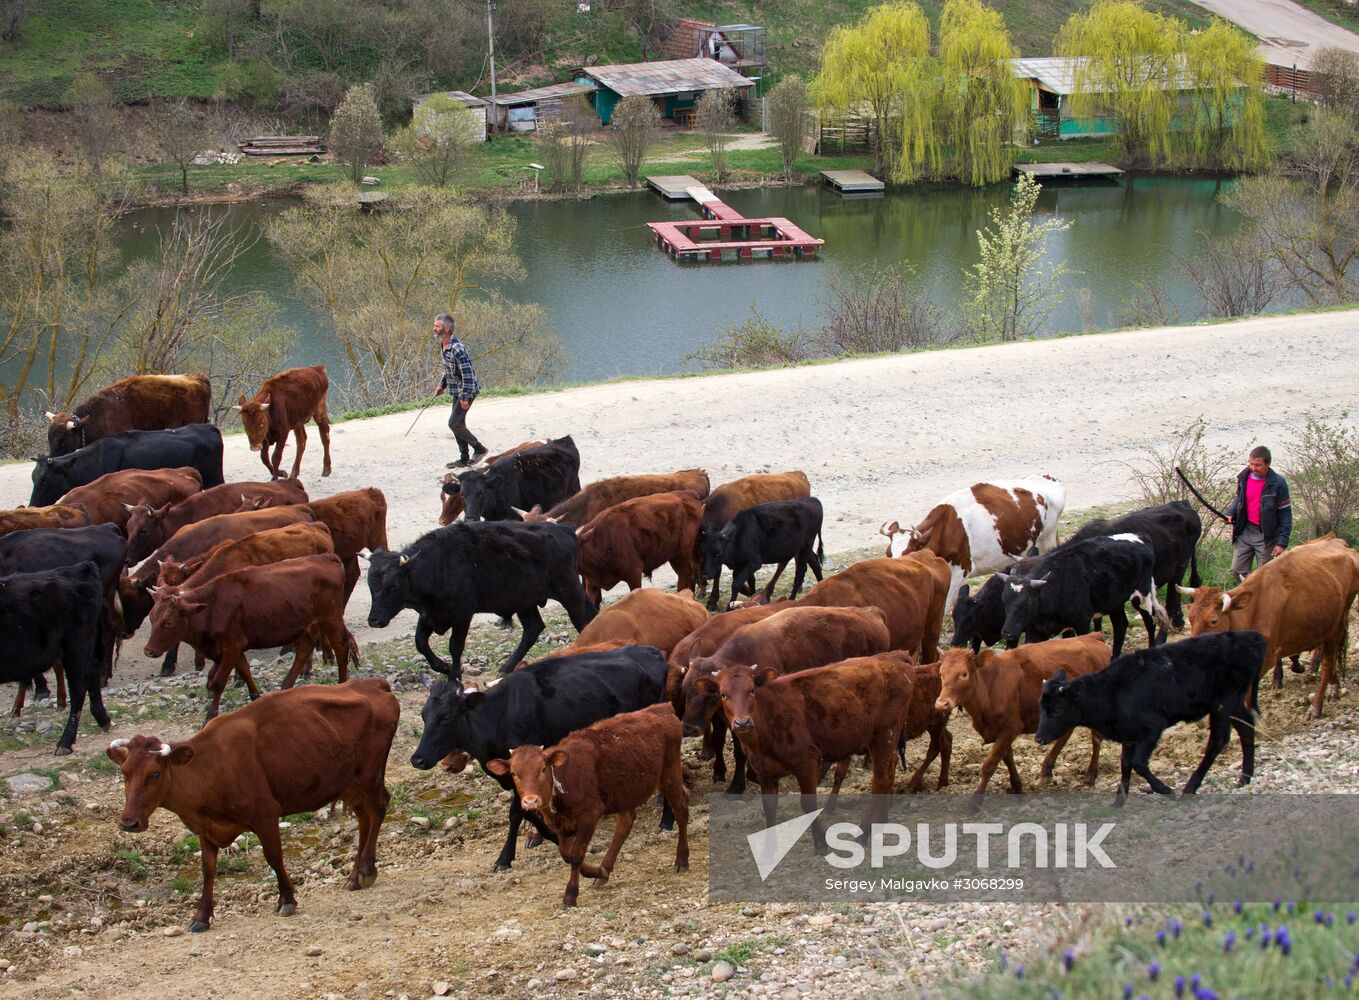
[438,336,481,401]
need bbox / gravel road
[1187,0,1359,68]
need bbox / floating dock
[820,169,885,194]
[646,175,705,200]
[1013,162,1124,181]
[646,182,824,262]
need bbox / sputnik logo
[747,809,824,881]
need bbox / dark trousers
[448,396,485,459]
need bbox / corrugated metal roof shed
[413,90,488,108]
[487,81,596,106]
[578,58,755,98]
[1010,56,1192,95]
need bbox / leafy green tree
[327,84,384,185]
[936,0,1027,186]
[812,2,933,177]
[63,73,119,171]
[964,172,1073,341]
[696,88,736,182]
[390,94,480,188]
[766,75,809,182]
[1056,0,1185,165]
[1184,19,1268,170]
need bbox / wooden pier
[820,169,885,194]
[646,175,704,200]
[1013,162,1124,181]
[646,178,825,262]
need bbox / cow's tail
[681,762,695,789]
[1188,547,1203,589]
[1336,613,1349,683]
[816,527,825,565]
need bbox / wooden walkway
[820,169,885,194]
[1014,162,1124,181]
[647,175,704,200]
[645,177,825,262]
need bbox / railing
[1264,63,1320,96]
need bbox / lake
[114,176,1257,385]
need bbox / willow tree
[1184,19,1268,171]
[1056,0,1185,165]
[812,1,933,177]
[936,0,1027,186]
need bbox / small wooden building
[485,81,597,133]
[410,91,489,141]
[574,58,756,126]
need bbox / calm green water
[115,177,1256,384]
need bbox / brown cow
[485,703,688,907]
[46,373,211,457]
[145,553,357,720]
[710,651,913,845]
[681,605,892,793]
[1182,534,1359,717]
[521,469,712,527]
[59,467,203,532]
[439,441,548,525]
[106,677,399,932]
[935,633,1111,802]
[576,491,704,605]
[697,471,811,598]
[125,479,309,564]
[571,588,708,658]
[235,364,333,480]
[901,659,952,793]
[121,505,320,676]
[795,551,951,663]
[0,504,91,538]
[157,522,336,587]
[238,489,387,603]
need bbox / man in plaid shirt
[433,313,489,468]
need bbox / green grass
[714,940,758,965]
[947,901,1359,998]
[114,847,148,876]
[1289,0,1359,33]
[0,0,217,108]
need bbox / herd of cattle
[5,368,1359,930]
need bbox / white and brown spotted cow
[881,475,1066,613]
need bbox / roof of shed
[578,58,755,97]
[1010,56,1191,95]
[486,81,596,106]
[413,90,488,108]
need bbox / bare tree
[63,73,119,171]
[814,266,953,355]
[327,84,385,184]
[1,0,26,41]
[766,74,808,181]
[1311,46,1359,122]
[156,100,212,196]
[607,95,660,187]
[1180,228,1286,318]
[1118,278,1179,328]
[696,88,735,182]
[539,97,594,192]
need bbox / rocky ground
[2,589,1357,1000]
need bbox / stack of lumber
[239,135,325,156]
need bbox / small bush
[815,265,955,355]
[1284,412,1359,539]
[1117,416,1237,540]
[684,305,813,370]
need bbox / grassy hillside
[0,0,1219,111]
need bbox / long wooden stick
[404,401,433,437]
[1175,465,1231,522]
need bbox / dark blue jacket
[1227,468,1292,548]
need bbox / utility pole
[486,0,498,131]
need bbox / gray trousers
[448,397,485,459]
[1231,524,1275,581]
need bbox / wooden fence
[1264,63,1321,96]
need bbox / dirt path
[1187,0,1359,67]
[0,309,1356,686]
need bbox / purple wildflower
[1223,930,1236,953]
[1234,900,1243,915]
[1015,965,1024,980]
[1172,919,1183,939]
[1174,976,1185,998]
[1191,974,1201,990]
[1149,962,1161,982]
[1063,948,1075,972]
[1203,911,1213,929]
[1348,912,1356,925]
[1195,989,1219,1000]
[1123,983,1133,1000]
[1157,930,1167,948]
[1316,910,1326,924]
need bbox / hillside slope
[0,0,1216,109]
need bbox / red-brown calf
[125,478,309,564]
[157,521,336,587]
[936,633,1111,803]
[485,703,688,907]
[575,491,703,605]
[106,678,398,932]
[235,364,332,480]
[901,660,952,793]
[0,504,91,538]
[522,469,712,526]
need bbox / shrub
[684,306,812,370]
[815,266,954,355]
[1117,416,1237,541]
[1284,412,1359,539]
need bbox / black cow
[1036,630,1263,804]
[998,534,1170,658]
[1068,501,1202,629]
[0,562,110,753]
[949,550,1043,652]
[458,436,581,522]
[699,498,825,611]
[30,424,224,507]
[365,520,597,683]
[409,645,668,870]
[0,523,128,696]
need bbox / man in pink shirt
[1225,445,1292,581]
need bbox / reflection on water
[110,177,1260,384]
